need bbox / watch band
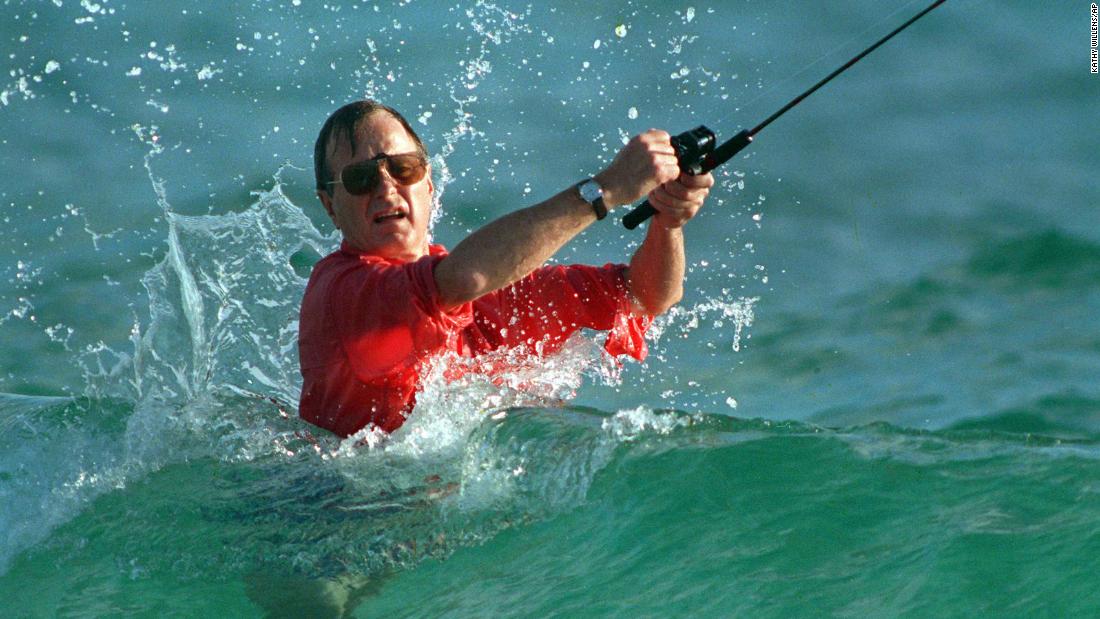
[576,178,608,220]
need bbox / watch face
[579,179,602,203]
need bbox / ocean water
[1,0,1097,616]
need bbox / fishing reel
[621,124,717,229]
[671,125,717,175]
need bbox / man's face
[318,112,434,262]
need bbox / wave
[349,408,1100,618]
[6,396,1100,616]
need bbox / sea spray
[0,157,330,573]
[649,295,758,352]
[602,404,695,441]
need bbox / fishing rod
[622,0,948,230]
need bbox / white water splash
[602,405,694,441]
[391,334,618,458]
[650,296,759,352]
[427,1,533,237]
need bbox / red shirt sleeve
[471,263,651,360]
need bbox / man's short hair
[314,100,428,194]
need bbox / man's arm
[434,130,682,309]
[625,172,714,315]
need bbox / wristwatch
[576,177,608,220]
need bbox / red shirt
[298,242,652,437]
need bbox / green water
[5,406,1100,617]
[2,0,1098,616]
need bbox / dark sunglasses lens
[341,161,379,195]
[386,155,428,184]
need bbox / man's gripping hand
[646,172,714,229]
[593,130,681,209]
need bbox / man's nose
[372,162,400,195]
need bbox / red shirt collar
[338,240,449,264]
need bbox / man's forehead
[327,112,416,164]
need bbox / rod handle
[622,201,656,230]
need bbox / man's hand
[646,172,715,229]
[594,130,681,208]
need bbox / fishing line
[724,0,930,129]
[622,0,949,230]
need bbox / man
[298,100,714,437]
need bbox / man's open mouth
[373,211,406,223]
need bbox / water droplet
[196,65,219,80]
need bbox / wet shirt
[298,242,651,437]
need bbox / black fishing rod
[622,0,948,230]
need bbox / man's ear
[317,190,337,226]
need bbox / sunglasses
[328,152,428,195]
